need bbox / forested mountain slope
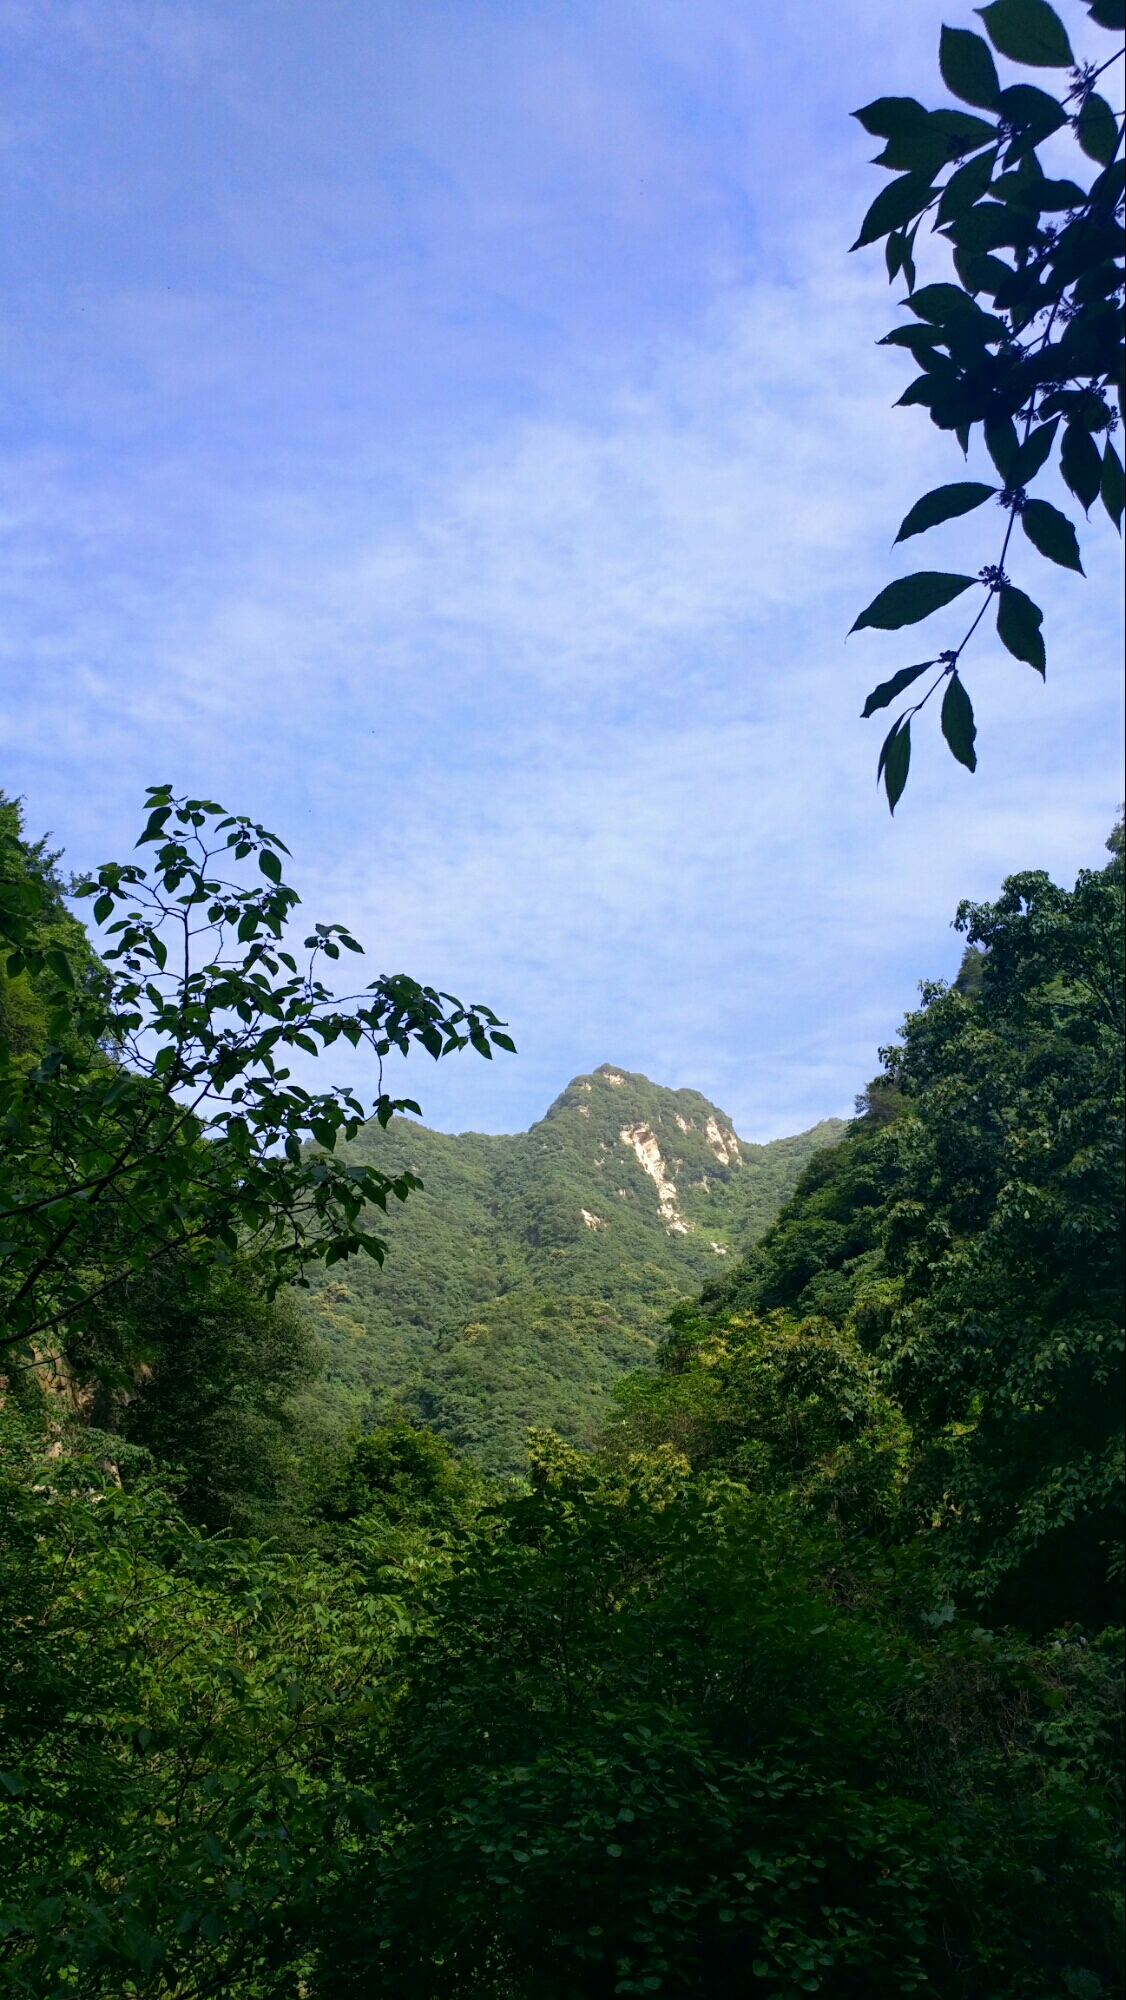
[301,1065,843,1468]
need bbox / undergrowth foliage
[850,0,1124,808]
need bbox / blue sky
[2,0,1122,1139]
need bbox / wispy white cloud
[1,0,1121,1139]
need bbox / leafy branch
[849,0,1124,810]
[0,787,514,1355]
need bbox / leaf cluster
[0,788,512,1363]
[849,0,1124,807]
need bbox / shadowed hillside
[302,1066,844,1468]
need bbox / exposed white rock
[604,1072,624,1086]
[619,1122,689,1234]
[581,1208,604,1230]
[705,1116,741,1166]
[675,1114,692,1133]
[710,1241,729,1255]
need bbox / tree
[868,822,1124,1626]
[313,1437,1122,2000]
[849,0,1124,809]
[0,787,513,1364]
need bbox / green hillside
[302,1065,843,1468]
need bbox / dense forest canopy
[1,2,1123,1990]
[1,790,1122,1998]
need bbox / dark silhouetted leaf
[1077,92,1119,166]
[1060,423,1104,511]
[954,249,1017,298]
[259,849,283,883]
[940,26,1001,106]
[895,483,997,542]
[851,572,976,632]
[1101,439,1124,531]
[1087,0,1124,27]
[1021,498,1084,572]
[862,661,935,716]
[995,83,1068,137]
[852,172,936,249]
[986,419,1019,479]
[939,149,999,224]
[996,583,1046,672]
[1009,419,1059,485]
[878,717,912,812]
[941,671,978,770]
[907,281,981,323]
[976,0,1074,65]
[852,97,931,138]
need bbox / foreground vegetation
[0,788,1121,1997]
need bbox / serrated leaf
[879,718,912,813]
[996,583,1046,672]
[1101,439,1124,530]
[895,483,997,542]
[852,172,936,250]
[852,572,976,632]
[1077,92,1119,166]
[862,661,935,717]
[940,672,978,770]
[976,0,1074,65]
[1060,423,1103,511]
[1021,498,1084,572]
[940,27,1001,107]
[1009,419,1059,485]
[852,97,931,139]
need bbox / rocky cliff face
[301,1066,844,1470]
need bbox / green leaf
[852,173,936,250]
[1101,438,1124,531]
[996,583,1046,672]
[1060,423,1104,512]
[852,572,976,633]
[938,149,999,224]
[940,27,1001,107]
[1088,0,1124,26]
[878,718,912,813]
[1009,419,1059,485]
[895,482,997,542]
[907,280,983,324]
[941,672,978,770]
[930,108,1001,155]
[44,950,75,990]
[994,83,1068,137]
[862,662,935,717]
[259,849,283,883]
[986,418,1019,480]
[93,893,115,925]
[976,0,1074,65]
[1021,498,1084,572]
[852,97,930,139]
[1077,92,1120,166]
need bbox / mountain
[302,1065,845,1471]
